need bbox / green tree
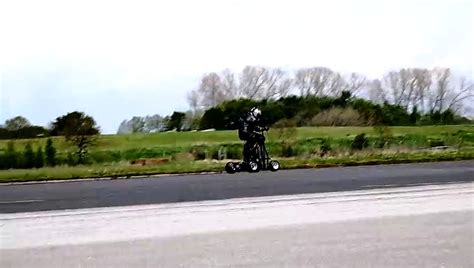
[45,138,57,166]
[441,109,455,124]
[23,143,35,169]
[5,116,31,131]
[409,106,420,125]
[5,141,18,169]
[35,146,44,168]
[199,107,226,130]
[51,111,100,164]
[167,112,186,131]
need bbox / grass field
[0,125,473,182]
[1,125,473,153]
[1,149,473,183]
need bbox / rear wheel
[225,162,237,174]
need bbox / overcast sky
[0,0,472,134]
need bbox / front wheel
[269,160,280,172]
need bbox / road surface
[1,161,473,267]
[1,160,473,213]
[1,182,473,267]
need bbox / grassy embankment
[0,125,473,182]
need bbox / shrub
[23,143,35,169]
[66,152,78,166]
[45,138,57,167]
[429,139,445,147]
[225,144,242,160]
[5,141,18,169]
[320,139,332,156]
[373,126,393,149]
[190,146,207,160]
[352,133,369,150]
[34,146,44,168]
[281,143,298,157]
[0,153,7,169]
[311,107,368,126]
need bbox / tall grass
[1,125,473,164]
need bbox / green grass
[1,149,472,183]
[1,125,473,153]
[1,125,473,182]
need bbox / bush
[320,139,332,156]
[0,154,7,169]
[281,143,298,157]
[429,139,445,147]
[4,141,18,169]
[35,147,44,168]
[191,146,207,160]
[352,133,369,150]
[311,107,368,126]
[45,138,57,166]
[23,143,35,169]
[374,126,393,149]
[225,144,243,160]
[66,152,78,166]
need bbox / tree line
[0,138,57,170]
[199,93,471,130]
[187,66,473,116]
[117,66,472,134]
[116,112,200,134]
[1,112,100,168]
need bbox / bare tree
[187,90,200,112]
[345,72,367,96]
[408,68,432,113]
[429,68,451,112]
[379,67,473,114]
[239,66,292,100]
[382,69,412,108]
[368,79,386,103]
[295,67,346,97]
[446,76,474,113]
[239,66,267,99]
[200,72,223,108]
[144,114,163,132]
[221,69,239,99]
[262,68,293,99]
[191,72,233,109]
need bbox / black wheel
[247,161,260,173]
[225,162,237,174]
[234,162,243,172]
[269,160,280,172]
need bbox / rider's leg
[243,140,251,163]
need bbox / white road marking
[0,182,473,250]
[0,199,44,204]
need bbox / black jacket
[238,113,267,141]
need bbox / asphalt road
[3,211,472,268]
[2,182,473,267]
[1,160,473,213]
